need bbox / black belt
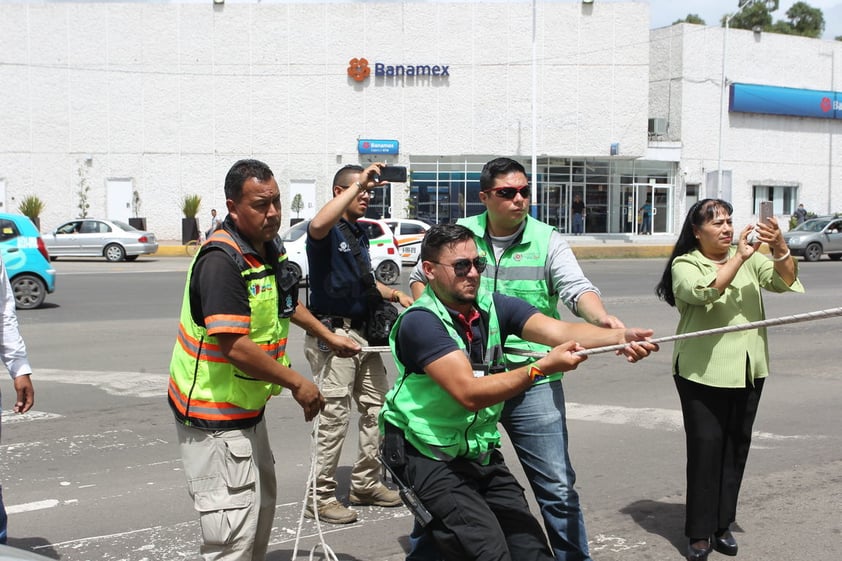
[315,314,366,330]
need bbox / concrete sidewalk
[152,235,678,260]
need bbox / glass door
[619,185,637,233]
[633,184,670,235]
[541,183,569,232]
[651,186,670,234]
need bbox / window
[752,185,797,215]
[404,223,426,235]
[0,219,20,242]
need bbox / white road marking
[11,372,822,445]
[566,402,820,442]
[589,533,648,552]
[6,499,59,514]
[1,410,62,423]
[33,369,169,398]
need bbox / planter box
[128,217,147,230]
[182,218,200,244]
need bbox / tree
[77,161,91,218]
[722,0,826,39]
[723,2,774,31]
[836,35,842,42]
[782,1,824,38]
[291,193,304,218]
[674,14,706,25]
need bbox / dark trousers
[404,444,553,561]
[674,373,764,538]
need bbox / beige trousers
[176,419,276,561]
[304,323,389,503]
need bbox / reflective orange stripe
[177,323,287,362]
[168,377,265,422]
[206,313,250,335]
[207,231,263,269]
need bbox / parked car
[383,218,431,264]
[0,213,56,309]
[782,216,842,262]
[280,218,402,285]
[45,218,158,262]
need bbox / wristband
[353,181,365,192]
[528,364,546,382]
[772,249,791,262]
[391,289,401,303]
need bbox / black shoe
[686,538,712,561]
[713,530,738,556]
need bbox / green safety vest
[459,213,560,374]
[380,285,505,465]
[168,228,297,430]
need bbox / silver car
[782,216,842,262]
[45,218,158,262]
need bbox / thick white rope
[509,306,842,358]
[291,352,339,561]
[360,307,842,359]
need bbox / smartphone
[376,166,407,183]
[759,201,773,223]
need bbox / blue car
[0,213,56,309]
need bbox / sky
[3,0,841,40]
[634,0,842,40]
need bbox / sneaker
[349,484,402,507]
[303,499,358,524]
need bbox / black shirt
[396,293,539,374]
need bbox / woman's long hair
[655,198,733,307]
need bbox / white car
[384,219,431,264]
[280,218,401,285]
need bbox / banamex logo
[348,58,371,82]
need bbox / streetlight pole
[716,13,733,200]
[531,0,537,214]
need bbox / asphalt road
[1,255,841,561]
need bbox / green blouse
[671,248,804,388]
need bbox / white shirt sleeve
[546,230,601,317]
[0,258,33,379]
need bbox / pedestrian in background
[639,197,653,235]
[571,193,585,235]
[0,256,35,544]
[655,198,803,561]
[793,203,808,225]
[205,208,223,239]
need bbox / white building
[650,22,842,232]
[0,1,839,241]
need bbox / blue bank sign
[358,139,399,155]
[730,83,842,120]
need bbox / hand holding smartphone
[759,201,773,224]
[748,201,774,244]
[375,165,407,183]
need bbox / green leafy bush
[181,194,202,218]
[18,195,45,220]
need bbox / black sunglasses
[431,256,487,277]
[485,185,531,200]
